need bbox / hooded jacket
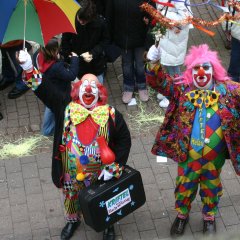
[34,51,79,93]
[156,1,192,66]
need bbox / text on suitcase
[105,188,131,215]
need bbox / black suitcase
[78,165,146,232]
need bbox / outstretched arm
[145,45,176,97]
[18,50,66,113]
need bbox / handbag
[78,165,146,232]
[104,43,121,63]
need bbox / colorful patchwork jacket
[150,75,240,175]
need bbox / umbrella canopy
[0,0,80,46]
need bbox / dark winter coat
[105,0,149,50]
[61,15,110,78]
[34,51,79,93]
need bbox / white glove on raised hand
[80,52,93,63]
[147,45,161,62]
[18,49,33,71]
[98,168,113,181]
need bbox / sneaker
[159,97,169,108]
[157,93,165,101]
[122,91,133,104]
[138,89,149,102]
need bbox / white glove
[80,52,93,63]
[71,52,78,57]
[147,45,161,62]
[18,49,33,71]
[98,168,113,181]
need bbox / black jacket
[35,78,131,188]
[33,51,79,93]
[61,15,110,78]
[106,0,148,49]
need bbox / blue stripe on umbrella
[0,0,18,43]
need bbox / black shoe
[170,216,189,236]
[103,225,115,240]
[61,222,80,240]
[0,112,3,120]
[8,87,29,99]
[0,77,14,90]
[203,220,216,234]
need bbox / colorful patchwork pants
[62,149,99,223]
[175,148,226,216]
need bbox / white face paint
[79,77,99,108]
[192,62,213,90]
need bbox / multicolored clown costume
[18,46,131,240]
[146,44,240,236]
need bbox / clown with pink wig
[17,50,131,240]
[147,44,240,236]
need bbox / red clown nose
[85,85,92,93]
[198,67,205,77]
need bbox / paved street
[1,2,240,240]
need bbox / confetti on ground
[0,135,52,160]
[127,88,165,133]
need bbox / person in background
[0,40,32,99]
[29,38,79,136]
[106,0,150,104]
[155,0,192,108]
[61,0,110,84]
[227,0,240,82]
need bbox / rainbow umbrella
[0,0,80,46]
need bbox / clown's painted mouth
[82,93,95,104]
[196,76,207,82]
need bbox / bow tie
[69,102,109,127]
[186,89,220,108]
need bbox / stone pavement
[1,2,240,240]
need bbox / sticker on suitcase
[105,188,131,215]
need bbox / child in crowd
[19,38,79,136]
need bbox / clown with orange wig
[17,50,131,240]
[147,44,240,236]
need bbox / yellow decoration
[76,173,85,181]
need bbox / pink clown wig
[180,44,229,85]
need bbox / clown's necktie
[69,102,109,127]
[186,89,220,152]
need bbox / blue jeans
[97,73,104,84]
[121,47,146,92]
[42,107,55,136]
[163,65,181,76]
[1,47,28,90]
[228,37,240,82]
